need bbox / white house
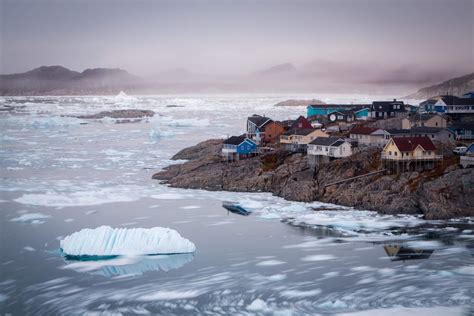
[308,137,352,158]
[349,126,390,147]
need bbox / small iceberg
[114,91,137,102]
[60,226,196,257]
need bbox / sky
[0,0,473,88]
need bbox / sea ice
[301,254,335,262]
[10,213,50,224]
[60,226,196,256]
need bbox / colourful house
[381,136,441,171]
[263,121,286,144]
[402,113,447,129]
[307,104,353,117]
[222,135,258,162]
[280,128,329,152]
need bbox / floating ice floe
[10,213,50,224]
[149,128,174,142]
[60,226,196,257]
[287,210,425,236]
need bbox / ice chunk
[10,213,50,224]
[301,254,335,262]
[60,226,196,257]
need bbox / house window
[389,151,392,155]
[435,122,438,126]
[394,152,398,156]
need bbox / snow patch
[60,226,196,256]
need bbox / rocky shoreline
[153,139,474,220]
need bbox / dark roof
[372,100,405,112]
[410,127,448,134]
[283,128,315,136]
[392,137,436,152]
[432,95,474,106]
[388,127,449,135]
[279,119,295,128]
[386,129,412,135]
[350,126,378,135]
[223,134,247,145]
[309,137,343,146]
[420,99,438,106]
[308,104,354,109]
[247,115,272,128]
[407,113,441,122]
[449,123,474,130]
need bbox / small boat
[222,202,251,216]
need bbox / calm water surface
[0,95,473,315]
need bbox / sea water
[0,94,473,315]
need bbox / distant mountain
[0,66,141,95]
[255,63,297,77]
[404,73,474,99]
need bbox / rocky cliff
[153,140,474,219]
[404,73,474,99]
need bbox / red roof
[350,126,378,135]
[392,137,436,152]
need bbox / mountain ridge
[404,73,474,99]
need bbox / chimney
[393,99,397,102]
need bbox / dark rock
[153,141,474,219]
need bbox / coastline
[153,139,474,220]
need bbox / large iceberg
[60,226,196,257]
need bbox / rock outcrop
[274,99,326,107]
[153,140,474,219]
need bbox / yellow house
[382,136,440,161]
[280,128,329,145]
[280,128,329,152]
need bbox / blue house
[462,92,474,99]
[307,104,370,119]
[307,104,351,117]
[448,123,474,140]
[222,135,258,161]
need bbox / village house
[449,123,474,140]
[460,143,474,168]
[462,91,474,99]
[263,121,286,144]
[280,128,329,152]
[327,110,355,123]
[222,135,258,162]
[401,113,448,129]
[307,137,352,167]
[387,127,455,145]
[369,99,406,119]
[307,104,370,120]
[420,95,474,114]
[246,114,273,141]
[349,126,390,147]
[381,136,441,172]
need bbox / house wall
[332,142,352,158]
[263,122,285,143]
[355,109,369,120]
[307,106,343,117]
[237,140,257,154]
[382,140,402,158]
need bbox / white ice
[60,226,196,256]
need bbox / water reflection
[383,243,434,262]
[61,254,195,277]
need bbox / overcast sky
[1,0,473,82]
